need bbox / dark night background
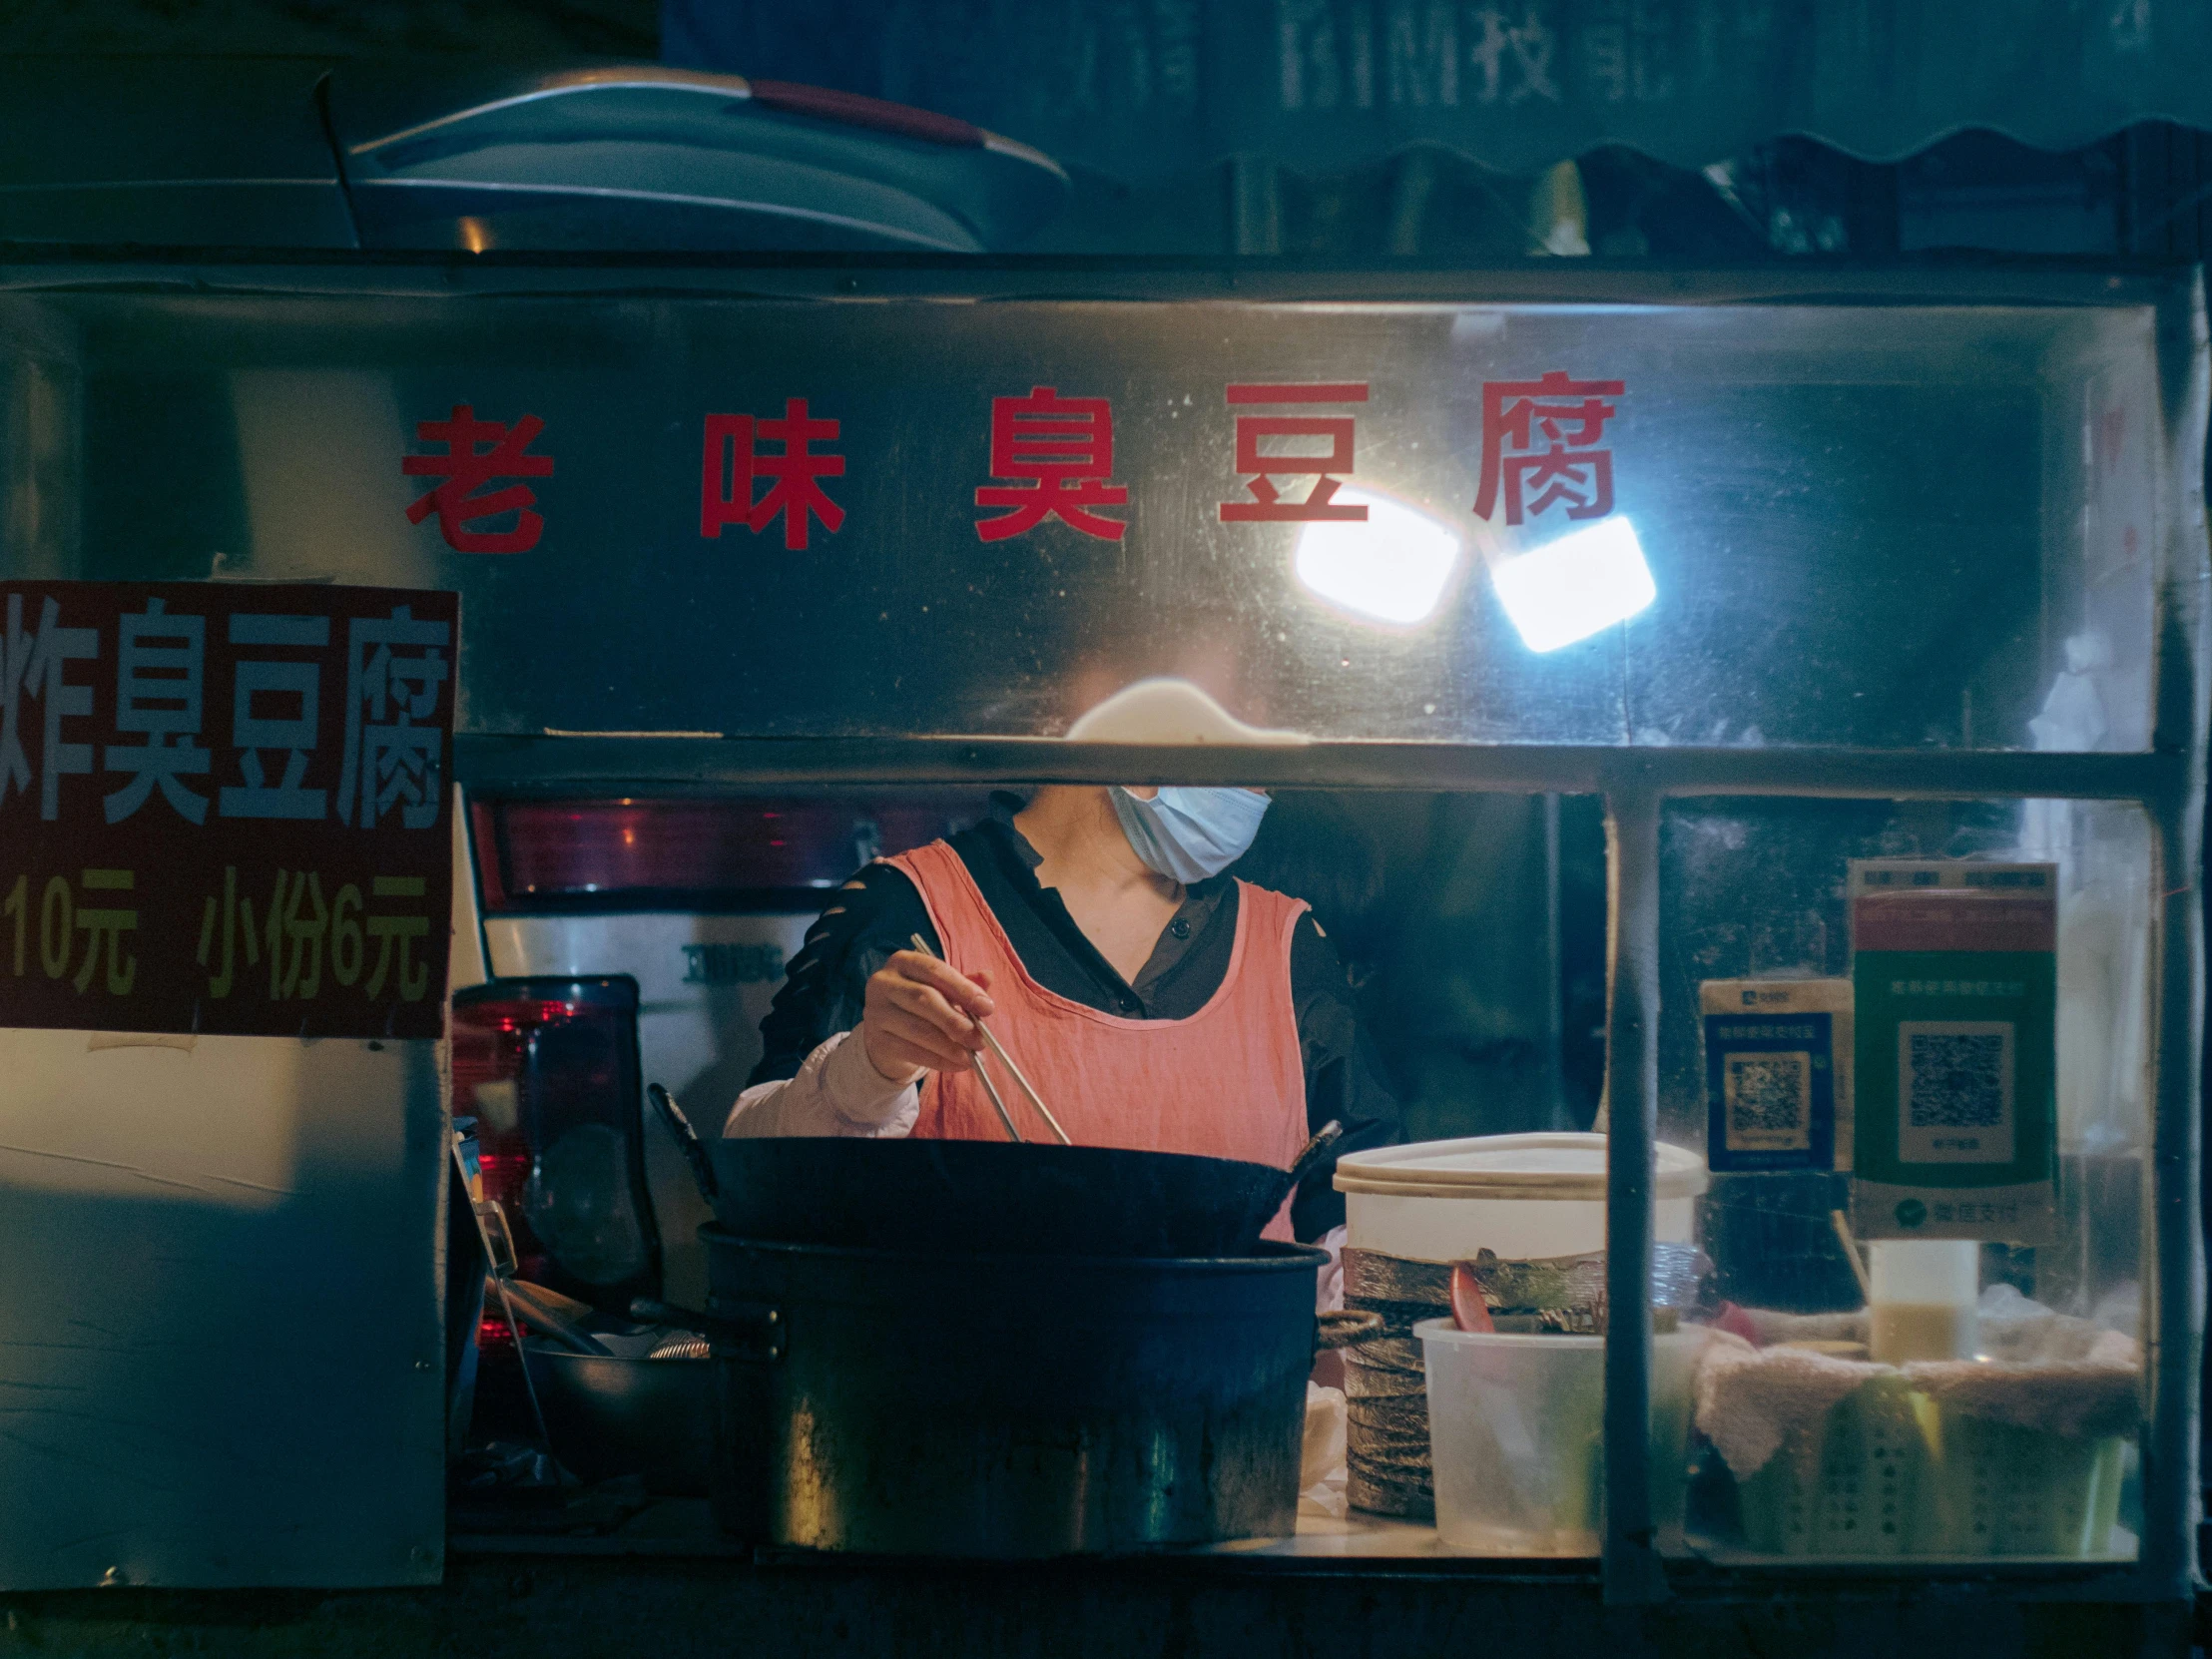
[0,2,2206,1655]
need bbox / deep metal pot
[703,1227,1355,1555]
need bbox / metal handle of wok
[647,1082,721,1204]
[630,1296,786,1363]
[1315,1310,1383,1352]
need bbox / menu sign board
[0,582,457,1040]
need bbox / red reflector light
[747,79,983,149]
[472,795,989,911]
[449,977,653,1315]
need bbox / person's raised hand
[859,952,996,1082]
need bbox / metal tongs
[909,932,1070,1145]
[452,1132,561,1454]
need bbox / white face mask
[1107,787,1270,884]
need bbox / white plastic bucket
[1333,1132,1708,1264]
[1417,1320,1706,1555]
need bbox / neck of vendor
[724,786,1398,1244]
[1018,786,1189,985]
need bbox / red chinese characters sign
[1474,371,1623,525]
[404,405,553,553]
[0,582,458,1040]
[700,400,847,550]
[973,385,1129,541]
[403,374,1628,554]
[1219,382,1370,522]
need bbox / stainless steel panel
[483,910,814,1307]
[0,1030,444,1588]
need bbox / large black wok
[703,1136,1301,1258]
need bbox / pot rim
[698,1225,1330,1274]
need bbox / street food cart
[0,251,2200,1652]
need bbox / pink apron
[882,840,1312,1240]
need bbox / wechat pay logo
[1895,1198,1928,1229]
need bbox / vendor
[725,784,1400,1244]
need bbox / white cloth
[1905,1329,2141,1439]
[1297,1382,1349,1519]
[1693,1330,1887,1481]
[1692,1319,2145,1482]
[723,1030,920,1139]
[1313,1224,1347,1312]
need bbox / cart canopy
[665,0,2212,183]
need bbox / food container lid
[1333,1131,1708,1202]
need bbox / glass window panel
[1660,796,2150,1564]
[3,286,2173,751]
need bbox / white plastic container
[1333,1133,1709,1263]
[1418,1320,1706,1555]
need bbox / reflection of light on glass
[1294,488,1462,626]
[1488,516,1655,652]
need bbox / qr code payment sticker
[1723,1051,1812,1151]
[1899,1020,2014,1165]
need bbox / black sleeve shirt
[748,795,1402,1240]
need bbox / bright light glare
[1293,489,1463,626]
[1488,516,1656,652]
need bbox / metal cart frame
[4,252,2203,1610]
